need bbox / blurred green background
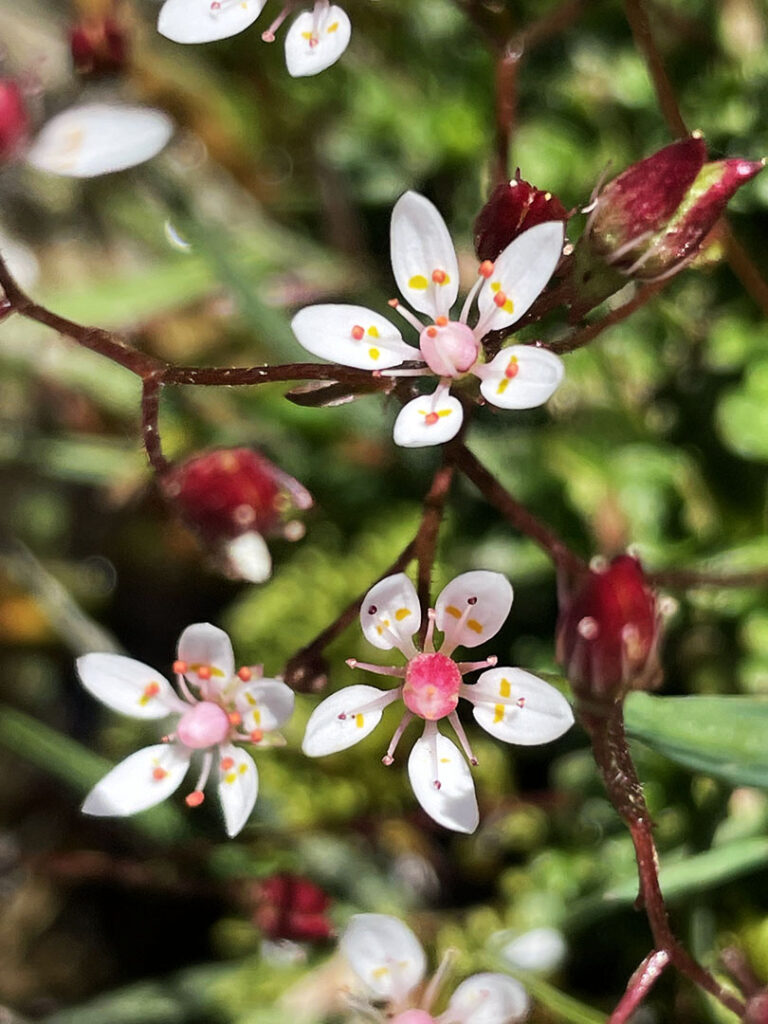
[1,0,768,1021]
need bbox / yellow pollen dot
[395,608,411,621]
[239,763,248,774]
[446,605,462,619]
[225,772,237,785]
[497,378,510,395]
[372,966,390,980]
[493,703,505,724]
[491,281,501,292]
[440,757,450,763]
[253,709,262,725]
[246,693,257,706]
[368,325,380,338]
[467,619,483,634]
[499,677,511,698]
[503,298,515,313]
[189,662,225,678]
[438,409,452,418]
[327,20,339,31]
[409,274,428,290]
[369,347,380,360]
[301,30,312,38]
[355,713,365,728]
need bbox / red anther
[435,316,448,327]
[185,790,205,807]
[431,269,447,284]
[237,666,253,681]
[250,729,264,743]
[197,665,212,680]
[153,767,169,781]
[261,30,275,41]
[424,412,440,426]
[309,36,318,47]
[426,326,438,338]
[505,359,519,379]
[493,291,508,308]
[351,324,365,341]
[173,660,188,674]
[478,260,494,278]
[387,298,399,307]
[516,697,526,708]
[220,756,235,771]
[228,711,242,726]
[144,681,160,697]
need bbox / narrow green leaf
[625,692,768,788]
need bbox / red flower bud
[746,994,768,1024]
[588,136,764,280]
[0,79,29,164]
[556,555,661,703]
[253,874,334,943]
[162,448,312,583]
[474,173,569,262]
[70,17,129,79]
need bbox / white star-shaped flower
[157,0,351,78]
[302,572,573,833]
[78,623,294,837]
[341,913,531,1023]
[291,191,566,448]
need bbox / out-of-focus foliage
[1,0,768,1022]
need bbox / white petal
[393,389,463,448]
[82,743,191,817]
[291,304,416,370]
[217,742,258,837]
[77,653,186,719]
[360,573,420,653]
[224,531,272,583]
[502,928,566,973]
[441,973,530,1024]
[340,913,427,1001]
[27,104,173,178]
[236,678,295,732]
[435,571,513,651]
[476,346,565,410]
[390,191,460,319]
[158,0,266,43]
[463,668,574,745]
[0,233,39,292]
[284,5,351,77]
[476,221,564,332]
[302,684,389,756]
[408,729,479,834]
[177,623,235,690]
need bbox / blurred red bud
[474,173,568,262]
[162,448,312,583]
[746,994,768,1024]
[557,554,661,703]
[0,79,29,164]
[589,136,763,280]
[70,17,129,78]
[253,874,334,943]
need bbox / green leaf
[625,692,768,788]
[0,705,188,843]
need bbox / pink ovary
[419,321,479,377]
[403,652,461,720]
[177,701,231,749]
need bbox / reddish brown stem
[163,362,390,389]
[722,223,768,321]
[493,45,522,185]
[141,375,169,475]
[608,949,670,1024]
[547,281,665,355]
[416,459,455,641]
[623,0,688,138]
[448,441,587,575]
[580,702,745,1018]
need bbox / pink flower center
[177,701,230,749]
[391,1013,436,1024]
[403,652,461,720]
[419,320,479,378]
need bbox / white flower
[341,913,530,1023]
[291,191,566,448]
[158,0,351,78]
[26,103,174,178]
[302,572,573,833]
[78,623,294,837]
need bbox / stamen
[228,711,242,726]
[435,315,448,326]
[337,688,403,724]
[351,324,365,340]
[439,598,476,658]
[261,1,295,41]
[456,655,498,674]
[426,326,438,338]
[345,658,406,677]
[423,721,441,789]
[197,665,212,681]
[175,671,197,705]
[173,660,187,674]
[250,729,264,743]
[187,750,213,806]
[423,608,437,653]
[459,269,487,325]
[421,948,458,1012]
[382,710,415,764]
[186,790,205,807]
[153,766,168,780]
[237,666,252,681]
[448,711,478,766]
[432,269,447,284]
[493,290,508,308]
[388,298,426,334]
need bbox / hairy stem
[547,281,665,355]
[608,949,670,1024]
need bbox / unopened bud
[162,447,312,584]
[746,994,768,1024]
[474,173,569,262]
[250,873,334,942]
[0,79,29,164]
[557,554,661,703]
[70,17,130,79]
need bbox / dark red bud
[70,18,129,79]
[474,174,568,262]
[162,448,312,582]
[0,80,29,164]
[253,874,334,943]
[557,554,660,703]
[746,994,768,1024]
